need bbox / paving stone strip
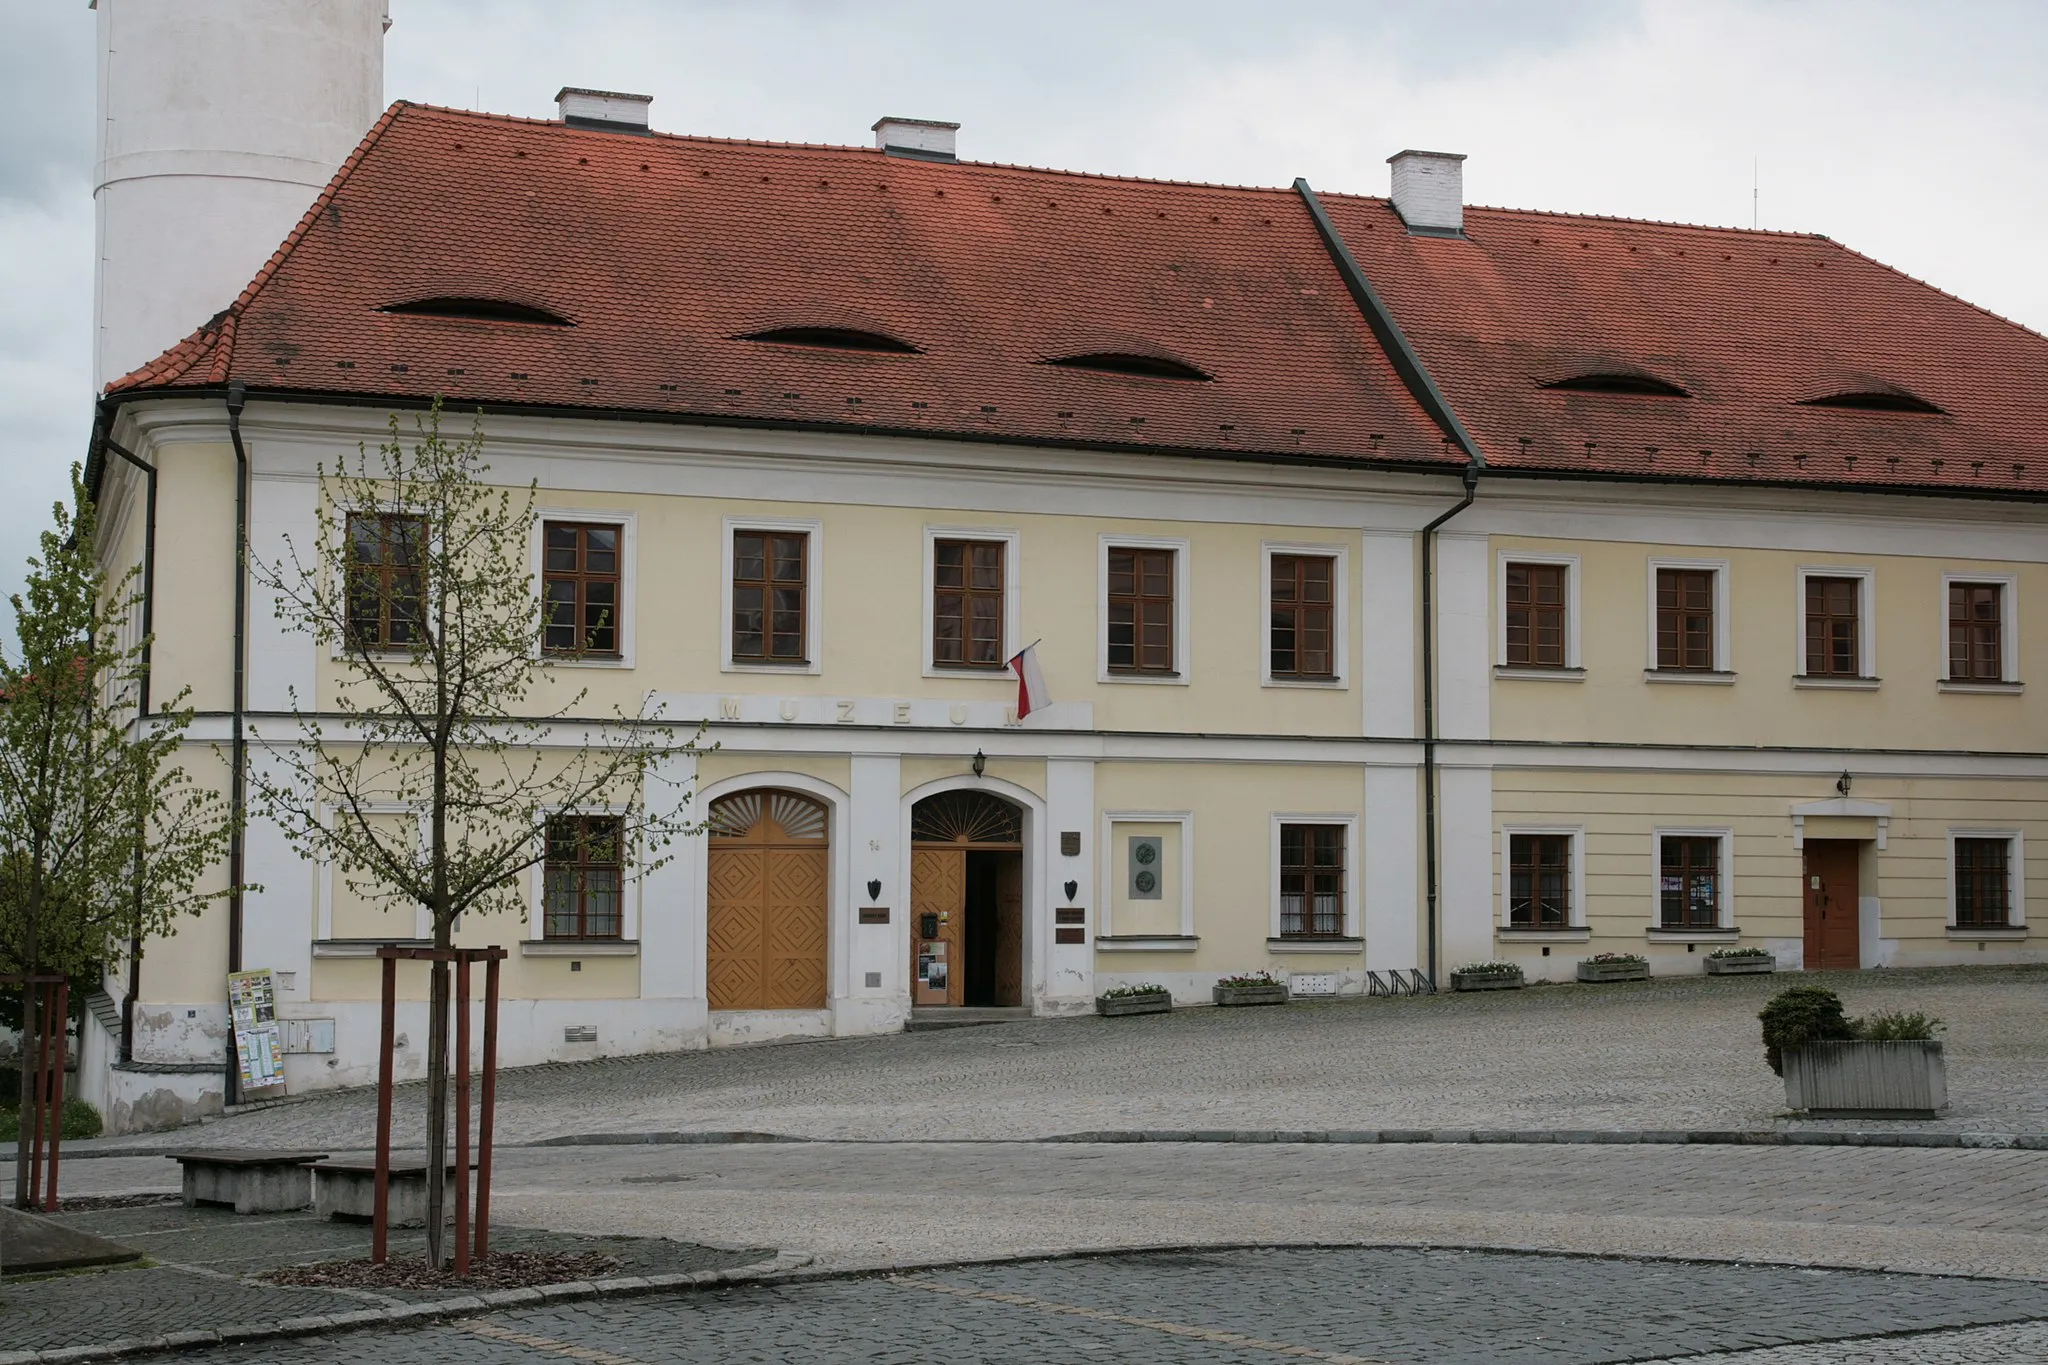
[519,1126,2048,1149]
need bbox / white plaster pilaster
[246,473,319,713]
[1435,531,1491,743]
[639,747,701,1003]
[1437,764,1496,975]
[1044,758,1096,1003]
[238,743,315,999]
[849,754,902,998]
[1359,530,1417,738]
[1363,763,1420,972]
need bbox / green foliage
[1758,986,1858,1074]
[1099,983,1169,999]
[1858,1010,1943,1042]
[1582,952,1647,966]
[0,1099,103,1142]
[1708,947,1772,960]
[1454,961,1523,978]
[1216,972,1281,988]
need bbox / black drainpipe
[225,381,249,1105]
[100,429,158,1063]
[1420,462,1479,987]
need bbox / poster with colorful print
[228,969,286,1093]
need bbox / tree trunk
[423,955,449,1268]
[13,980,35,1210]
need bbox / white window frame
[1793,565,1877,686]
[1268,813,1361,939]
[1946,828,2026,929]
[1939,572,2020,688]
[1261,541,1350,689]
[1097,810,1195,937]
[922,524,1022,679]
[1098,534,1192,685]
[1649,827,1736,930]
[1644,556,1732,677]
[317,802,432,941]
[530,803,642,942]
[1498,824,1585,929]
[531,508,637,669]
[722,516,824,675]
[1495,550,1582,673]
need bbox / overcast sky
[4,0,2046,628]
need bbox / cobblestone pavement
[0,1203,769,1355]
[73,967,2048,1154]
[162,1247,2048,1364]
[1636,1321,2048,1362]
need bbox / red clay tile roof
[1317,195,2048,494]
[105,102,1457,471]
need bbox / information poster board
[228,969,286,1094]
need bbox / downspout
[100,431,157,1063]
[225,381,249,1105]
[1293,178,1489,988]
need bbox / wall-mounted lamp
[972,749,986,778]
[1836,770,1853,797]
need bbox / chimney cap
[556,87,653,134]
[873,116,960,162]
[1386,148,1466,164]
[1387,149,1467,237]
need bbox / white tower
[92,0,390,390]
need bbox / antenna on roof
[1752,157,1758,231]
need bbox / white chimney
[872,116,960,162]
[556,87,652,133]
[1387,150,1466,236]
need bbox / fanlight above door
[708,789,828,843]
[911,790,1023,847]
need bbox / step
[905,1007,1034,1032]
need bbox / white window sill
[1494,666,1585,682]
[723,661,822,676]
[1939,680,2024,695]
[1094,935,1199,952]
[1262,676,1348,690]
[312,938,431,958]
[1793,675,1880,691]
[1098,672,1189,687]
[1495,927,1590,943]
[522,939,639,957]
[544,656,635,670]
[1946,927,2027,940]
[1266,936,1363,954]
[1644,670,1736,685]
[1644,927,1741,943]
[923,666,1013,681]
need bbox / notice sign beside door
[228,969,286,1095]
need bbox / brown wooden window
[1279,824,1345,937]
[933,539,1004,668]
[1804,577,1862,677]
[544,815,624,939]
[1655,568,1716,671]
[1948,582,2004,681]
[1270,554,1335,679]
[1954,837,2011,928]
[1659,835,1722,929]
[542,522,621,656]
[1107,546,1175,673]
[1508,833,1571,927]
[732,530,808,664]
[1505,562,1567,668]
[345,512,426,649]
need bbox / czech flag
[1009,640,1050,720]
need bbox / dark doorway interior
[963,849,1023,1007]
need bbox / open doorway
[910,790,1025,1008]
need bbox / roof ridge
[1824,240,2048,349]
[1315,187,1827,241]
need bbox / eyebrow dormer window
[1541,373,1689,397]
[1044,353,1211,381]
[739,327,921,354]
[380,297,571,325]
[1796,390,1944,415]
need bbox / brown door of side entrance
[1802,839,1861,970]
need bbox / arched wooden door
[910,790,1024,1008]
[706,790,829,1010]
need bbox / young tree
[0,470,235,1206]
[249,402,700,1268]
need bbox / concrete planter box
[1213,983,1289,1007]
[1096,991,1173,1017]
[1783,1040,1947,1118]
[311,1160,456,1227]
[1705,955,1775,975]
[1451,971,1524,992]
[1577,959,1650,983]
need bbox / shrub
[1582,952,1647,967]
[1216,972,1281,988]
[1858,1010,1943,1042]
[1708,947,1772,960]
[1454,961,1522,978]
[1098,982,1169,1000]
[1758,986,1857,1075]
[0,1098,101,1142]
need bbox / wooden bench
[169,1149,329,1214]
[310,1160,456,1228]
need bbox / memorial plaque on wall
[1128,836,1163,899]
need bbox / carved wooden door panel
[911,848,965,1006]
[707,791,828,1011]
[994,853,1024,1007]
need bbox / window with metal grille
[1948,583,2004,681]
[933,539,1004,668]
[542,522,621,656]
[544,815,624,939]
[1279,823,1345,937]
[345,512,426,649]
[1656,568,1716,670]
[1954,837,2011,927]
[1505,562,1567,667]
[1107,546,1174,673]
[1804,577,1861,677]
[1270,554,1335,679]
[732,530,807,663]
[1659,835,1722,928]
[1509,833,1571,927]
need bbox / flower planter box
[1704,955,1775,975]
[1577,960,1650,983]
[1096,991,1173,1017]
[1451,971,1523,992]
[1213,983,1289,1007]
[1782,1040,1946,1118]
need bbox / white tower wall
[93,0,389,390]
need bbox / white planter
[1782,1040,1947,1118]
